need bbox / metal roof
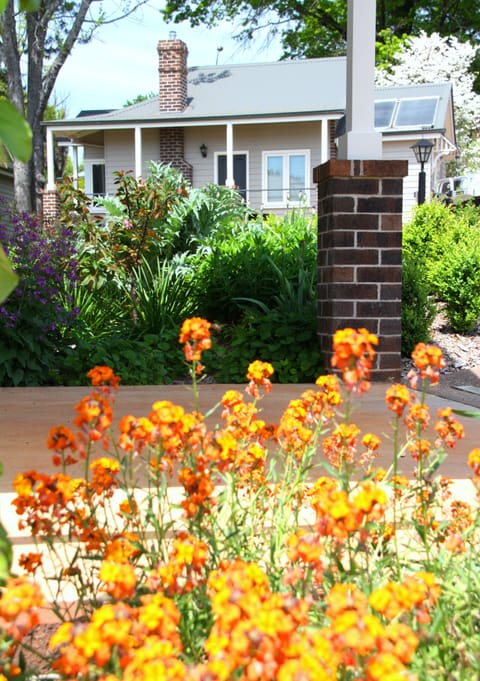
[46,56,453,130]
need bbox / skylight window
[375,100,396,128]
[395,97,438,127]
[374,96,439,130]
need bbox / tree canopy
[162,0,480,62]
[0,0,149,214]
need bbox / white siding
[84,146,104,161]
[105,130,135,194]
[141,129,161,176]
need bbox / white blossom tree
[376,31,480,173]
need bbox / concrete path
[1,380,478,490]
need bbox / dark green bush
[56,329,186,386]
[205,306,323,384]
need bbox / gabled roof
[46,55,453,132]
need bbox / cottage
[43,36,456,221]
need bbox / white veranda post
[337,0,382,160]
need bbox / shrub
[56,329,185,386]
[0,203,77,386]
[403,201,480,336]
[401,251,436,355]
[433,239,480,332]
[192,211,317,323]
[207,305,323,383]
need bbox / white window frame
[262,150,310,208]
[84,159,106,198]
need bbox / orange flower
[246,359,274,398]
[323,423,361,469]
[331,327,378,393]
[405,402,430,432]
[90,457,121,492]
[434,407,464,448]
[100,560,137,600]
[18,552,43,574]
[118,414,155,454]
[73,394,113,447]
[46,425,77,453]
[87,365,120,390]
[179,317,212,367]
[385,383,411,417]
[408,343,446,388]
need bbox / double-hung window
[262,150,309,207]
[84,160,106,198]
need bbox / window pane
[375,100,395,128]
[267,156,283,202]
[92,164,105,195]
[289,155,305,200]
[395,98,438,127]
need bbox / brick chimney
[157,33,189,112]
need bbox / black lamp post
[411,139,434,205]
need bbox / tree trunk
[12,159,33,214]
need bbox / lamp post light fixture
[200,143,208,158]
[411,139,434,205]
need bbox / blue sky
[53,5,283,117]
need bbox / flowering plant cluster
[0,200,78,386]
[1,320,479,679]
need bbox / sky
[53,4,283,117]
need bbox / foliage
[402,201,480,333]
[1,323,480,679]
[0,244,18,302]
[123,92,156,107]
[0,0,151,212]
[432,237,480,333]
[0,201,78,386]
[191,210,316,323]
[208,304,322,383]
[163,0,480,70]
[56,331,186,386]
[376,32,480,172]
[53,171,319,387]
[125,255,198,337]
[401,250,436,356]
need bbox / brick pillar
[42,189,61,229]
[314,159,408,381]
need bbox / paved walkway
[1,380,478,490]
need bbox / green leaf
[0,523,12,585]
[19,0,41,9]
[0,99,32,163]
[0,245,19,303]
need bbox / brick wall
[314,159,408,381]
[159,128,193,181]
[157,39,188,113]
